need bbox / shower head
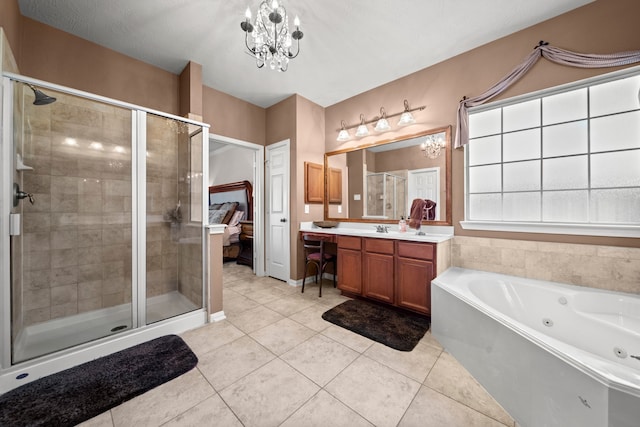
[27,84,56,105]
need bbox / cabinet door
[395,257,433,315]
[338,248,362,294]
[363,252,394,304]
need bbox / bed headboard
[208,180,254,221]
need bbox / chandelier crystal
[241,1,304,72]
[420,134,446,159]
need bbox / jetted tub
[432,267,640,427]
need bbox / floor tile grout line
[421,382,513,427]
[221,264,515,427]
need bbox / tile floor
[81,263,516,427]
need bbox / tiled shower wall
[20,90,135,326]
[146,114,181,301]
[452,236,640,295]
[146,116,202,308]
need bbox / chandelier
[420,134,446,159]
[240,1,304,72]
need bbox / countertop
[299,222,453,243]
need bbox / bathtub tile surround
[75,263,515,426]
[452,236,640,295]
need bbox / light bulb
[374,118,390,132]
[355,124,369,137]
[397,111,415,126]
[245,7,252,19]
[294,15,300,27]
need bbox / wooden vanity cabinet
[335,234,436,315]
[395,241,435,315]
[337,236,362,294]
[363,238,395,304]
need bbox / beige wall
[265,96,298,278]
[324,0,640,249]
[294,95,326,279]
[179,61,203,118]
[0,0,21,66]
[203,85,266,145]
[19,17,180,115]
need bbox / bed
[208,180,253,261]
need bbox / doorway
[407,167,440,221]
[208,134,265,276]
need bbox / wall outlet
[338,205,342,213]
[304,204,309,214]
[354,194,361,201]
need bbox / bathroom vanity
[300,225,452,315]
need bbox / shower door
[144,113,203,324]
[3,77,207,366]
[8,81,135,364]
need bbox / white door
[266,140,290,282]
[407,167,440,220]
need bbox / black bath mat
[0,334,198,427]
[322,299,430,351]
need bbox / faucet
[374,225,389,233]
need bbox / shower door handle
[13,183,35,207]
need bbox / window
[463,66,640,237]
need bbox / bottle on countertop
[399,216,407,232]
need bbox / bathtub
[432,267,640,427]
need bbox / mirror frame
[324,125,452,226]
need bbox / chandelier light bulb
[420,134,446,158]
[240,1,303,72]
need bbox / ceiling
[18,0,593,109]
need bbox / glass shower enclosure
[1,74,208,370]
[365,172,407,219]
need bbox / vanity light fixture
[397,99,416,126]
[355,114,369,137]
[334,99,425,141]
[336,120,350,142]
[420,134,446,158]
[374,107,391,132]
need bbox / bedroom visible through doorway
[209,135,264,277]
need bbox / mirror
[324,125,451,225]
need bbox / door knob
[280,218,287,222]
